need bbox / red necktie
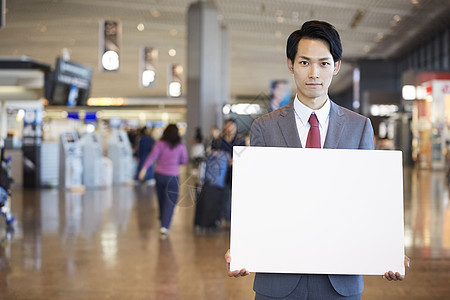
[306,113,321,148]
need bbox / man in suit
[225,20,409,299]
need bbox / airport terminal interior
[1,0,450,299]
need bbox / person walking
[135,126,156,184]
[139,124,188,236]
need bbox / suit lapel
[277,103,302,148]
[324,101,344,149]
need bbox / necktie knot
[308,113,319,127]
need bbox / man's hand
[383,256,410,281]
[225,249,250,277]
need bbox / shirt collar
[293,95,330,127]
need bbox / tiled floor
[0,167,449,299]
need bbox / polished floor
[0,167,449,299]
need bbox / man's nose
[309,65,319,78]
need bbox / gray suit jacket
[250,100,374,298]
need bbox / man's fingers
[228,270,238,277]
[225,250,250,277]
[404,256,410,268]
[384,271,395,281]
[384,270,405,281]
[227,268,250,278]
[225,250,231,263]
[228,270,242,277]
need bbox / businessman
[225,20,409,299]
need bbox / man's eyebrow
[298,56,332,61]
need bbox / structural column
[186,1,226,146]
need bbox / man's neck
[297,96,328,110]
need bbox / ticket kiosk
[107,129,134,184]
[79,132,102,188]
[59,132,83,190]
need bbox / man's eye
[299,61,308,65]
[321,62,331,66]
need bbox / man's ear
[287,58,294,74]
[333,60,341,75]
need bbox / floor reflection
[0,167,448,299]
[406,169,450,258]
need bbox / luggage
[194,150,229,231]
[194,184,224,229]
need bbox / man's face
[287,38,341,107]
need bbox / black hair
[161,124,181,149]
[286,20,342,63]
[211,138,221,151]
[194,127,203,143]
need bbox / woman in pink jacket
[139,124,188,236]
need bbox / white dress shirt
[293,95,330,148]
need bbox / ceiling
[1,0,449,100]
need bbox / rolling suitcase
[194,150,229,230]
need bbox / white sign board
[230,146,404,275]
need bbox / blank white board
[230,146,405,275]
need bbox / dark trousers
[255,274,361,300]
[154,172,179,229]
[222,184,232,222]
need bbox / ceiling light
[168,49,176,57]
[402,85,416,100]
[411,0,419,4]
[150,8,160,18]
[86,124,95,133]
[137,23,144,31]
[61,48,71,60]
[375,32,384,42]
[168,82,181,97]
[101,50,120,71]
[0,86,27,93]
[142,70,156,87]
[276,10,285,23]
[275,31,282,38]
[16,109,25,122]
[169,29,178,36]
[416,86,427,99]
[393,15,401,22]
[223,104,231,115]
